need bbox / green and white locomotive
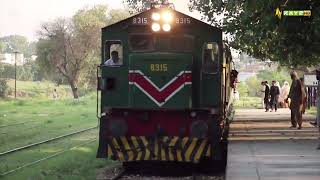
[97,4,236,164]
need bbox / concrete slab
[234,109,315,122]
[226,109,320,180]
[226,140,320,180]
[230,108,318,140]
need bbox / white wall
[0,53,25,66]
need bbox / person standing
[286,71,305,129]
[316,70,320,149]
[260,81,266,109]
[263,81,270,112]
[53,88,58,100]
[300,77,308,114]
[270,80,280,112]
[279,81,290,108]
[276,81,282,96]
[317,83,320,149]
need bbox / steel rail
[0,126,97,157]
[0,120,38,129]
[0,138,97,177]
[111,168,126,180]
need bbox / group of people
[260,80,290,112]
[261,71,307,129]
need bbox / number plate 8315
[150,64,168,72]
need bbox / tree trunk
[69,81,79,99]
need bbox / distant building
[236,53,279,73]
[238,72,257,82]
[0,53,25,66]
[31,55,37,61]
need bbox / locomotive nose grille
[128,53,193,109]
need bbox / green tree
[0,64,15,79]
[0,35,36,58]
[237,82,248,97]
[123,0,166,12]
[188,0,320,66]
[0,41,4,53]
[36,5,129,98]
[124,0,320,66]
[257,70,291,85]
[35,39,61,82]
[245,76,260,96]
[26,41,37,58]
[0,35,29,54]
[0,78,8,98]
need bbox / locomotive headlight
[152,23,161,32]
[152,12,161,21]
[162,11,173,23]
[162,24,171,32]
[190,111,197,118]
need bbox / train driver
[104,51,121,66]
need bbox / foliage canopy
[36,5,129,98]
[124,0,320,66]
[189,0,320,66]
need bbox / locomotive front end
[97,6,230,164]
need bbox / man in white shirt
[104,51,121,66]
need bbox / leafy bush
[234,96,261,109]
[257,69,291,85]
[245,76,261,96]
[0,61,42,81]
[14,100,26,106]
[237,82,249,97]
[0,79,8,97]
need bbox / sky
[0,0,201,41]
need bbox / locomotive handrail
[96,65,101,120]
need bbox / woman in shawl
[279,81,290,108]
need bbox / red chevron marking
[128,70,192,106]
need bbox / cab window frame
[103,40,123,67]
[128,33,194,53]
[128,33,155,52]
[169,34,194,53]
[202,42,219,74]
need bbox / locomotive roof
[102,7,222,32]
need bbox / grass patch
[0,91,117,179]
[307,107,317,116]
[234,96,261,109]
[6,80,71,99]
[1,137,116,180]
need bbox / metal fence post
[317,80,320,149]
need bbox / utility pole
[13,51,19,99]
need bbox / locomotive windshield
[129,34,154,51]
[170,35,193,52]
[129,34,194,52]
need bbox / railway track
[0,125,98,177]
[0,126,97,157]
[108,171,224,180]
[0,138,97,177]
[111,168,126,180]
[100,163,225,180]
[0,120,39,129]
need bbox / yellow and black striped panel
[106,136,212,163]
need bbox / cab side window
[202,43,219,73]
[104,41,123,66]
